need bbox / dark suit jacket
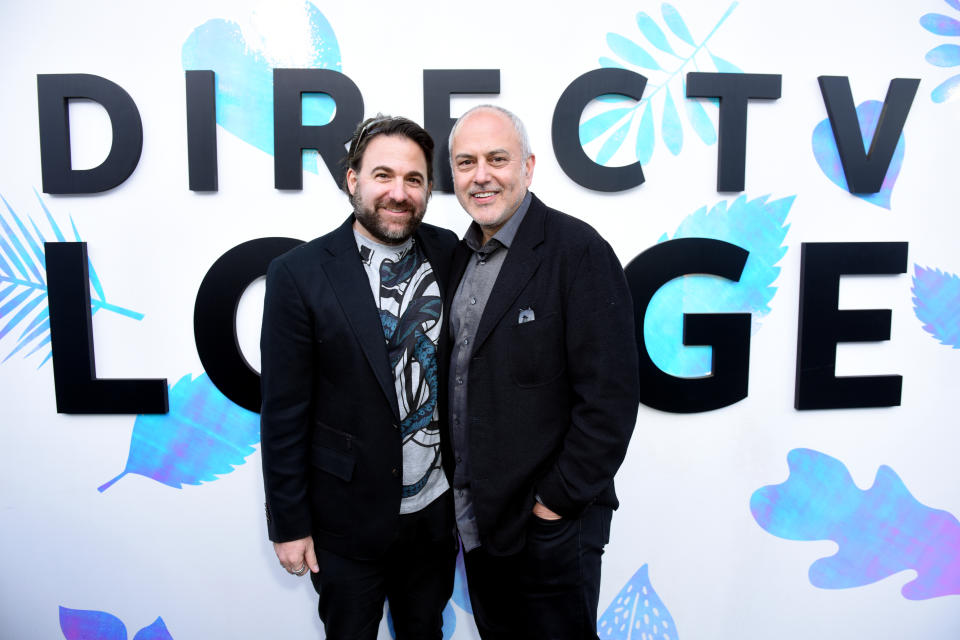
[260,215,458,560]
[442,193,641,556]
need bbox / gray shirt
[448,192,532,551]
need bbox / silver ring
[293,563,307,576]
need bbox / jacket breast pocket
[508,311,566,388]
[311,422,356,482]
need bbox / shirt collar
[463,191,533,254]
[353,227,414,266]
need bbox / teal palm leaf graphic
[584,2,740,166]
[0,190,142,368]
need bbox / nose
[389,177,407,201]
[474,160,489,184]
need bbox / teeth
[473,191,496,198]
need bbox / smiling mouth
[471,191,498,200]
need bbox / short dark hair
[342,114,434,194]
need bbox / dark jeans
[310,491,456,640]
[463,505,612,640]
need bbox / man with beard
[260,115,458,639]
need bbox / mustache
[376,198,416,213]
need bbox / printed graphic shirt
[355,230,449,514]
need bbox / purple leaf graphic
[751,449,960,600]
[59,607,127,640]
[912,265,960,348]
[812,100,904,209]
[132,617,173,640]
[99,373,259,491]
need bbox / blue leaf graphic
[926,43,960,66]
[0,192,142,367]
[646,195,793,377]
[132,617,173,640]
[606,33,662,70]
[709,51,742,73]
[912,265,960,348]
[597,564,679,639]
[931,73,960,102]
[921,13,960,35]
[98,373,259,491]
[580,107,634,145]
[811,100,904,208]
[948,0,960,12]
[636,11,677,55]
[450,544,472,614]
[662,3,695,46]
[661,88,683,155]
[598,56,627,70]
[635,103,655,164]
[684,87,717,145]
[596,119,632,165]
[59,606,127,640]
[751,449,960,600]
[593,3,738,167]
[182,4,341,174]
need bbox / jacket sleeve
[260,258,315,542]
[535,235,641,517]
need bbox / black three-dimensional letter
[194,237,304,412]
[624,238,751,413]
[46,242,167,413]
[38,74,143,194]
[795,242,908,410]
[686,73,781,192]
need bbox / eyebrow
[454,148,511,160]
[369,164,425,181]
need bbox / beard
[352,192,426,245]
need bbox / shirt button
[392,468,400,478]
[470,297,477,305]
[456,377,463,385]
[462,338,469,346]
[392,423,399,430]
[456,456,462,463]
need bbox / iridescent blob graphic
[181,2,341,173]
[645,194,792,377]
[751,448,960,600]
[59,606,173,640]
[598,564,679,639]
[812,100,904,209]
[98,374,259,491]
[912,264,960,348]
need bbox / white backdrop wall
[1,1,959,638]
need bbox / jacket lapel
[472,194,545,352]
[322,216,400,421]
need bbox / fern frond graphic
[582,2,740,166]
[0,190,142,368]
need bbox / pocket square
[518,307,535,324]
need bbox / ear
[346,168,358,196]
[523,153,536,186]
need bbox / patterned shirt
[355,230,449,514]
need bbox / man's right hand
[273,536,319,576]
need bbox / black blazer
[441,194,641,555]
[260,215,458,559]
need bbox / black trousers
[310,491,456,640]
[463,505,612,640]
